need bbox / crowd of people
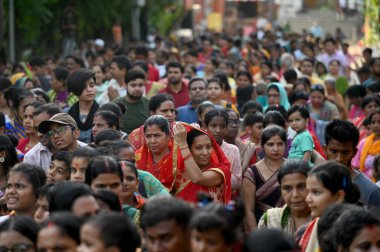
[0,26,380,251]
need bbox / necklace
[264,158,279,174]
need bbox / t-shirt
[158,81,190,108]
[353,170,380,208]
[288,130,314,165]
[177,103,198,124]
[113,96,149,134]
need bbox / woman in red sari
[129,94,175,150]
[135,115,178,192]
[172,122,231,203]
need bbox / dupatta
[264,82,291,111]
[173,123,232,203]
[135,138,179,192]
[360,133,380,173]
[128,125,145,150]
[299,218,320,252]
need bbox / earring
[0,158,4,163]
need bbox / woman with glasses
[128,93,175,150]
[225,109,260,175]
[308,84,340,122]
[0,216,39,252]
[264,83,290,111]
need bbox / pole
[9,0,15,63]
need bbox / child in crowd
[70,146,100,183]
[242,112,264,146]
[287,105,314,165]
[47,151,72,184]
[34,184,56,223]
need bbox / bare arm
[311,150,326,165]
[242,177,257,231]
[173,123,224,187]
[302,151,312,163]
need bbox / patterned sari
[128,125,145,150]
[244,165,284,222]
[135,139,179,192]
[173,123,232,204]
[5,116,26,140]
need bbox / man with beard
[113,69,149,134]
[159,62,189,108]
[363,57,380,87]
[177,77,207,123]
[24,103,61,171]
[324,119,380,208]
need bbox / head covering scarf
[173,123,232,203]
[264,82,290,111]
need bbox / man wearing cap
[38,112,86,153]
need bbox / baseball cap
[38,113,78,134]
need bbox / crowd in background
[0,25,380,252]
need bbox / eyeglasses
[46,126,72,138]
[190,87,206,91]
[311,84,325,92]
[267,93,280,98]
[228,119,241,125]
[0,244,34,252]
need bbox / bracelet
[183,153,192,160]
[180,146,188,150]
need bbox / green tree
[2,0,182,62]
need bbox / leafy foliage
[2,0,181,61]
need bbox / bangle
[183,153,192,161]
[180,146,188,150]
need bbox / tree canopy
[1,0,184,62]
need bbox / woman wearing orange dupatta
[352,109,380,179]
[135,115,178,191]
[172,122,232,204]
[129,94,175,150]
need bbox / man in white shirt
[106,55,131,102]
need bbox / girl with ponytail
[300,161,360,252]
